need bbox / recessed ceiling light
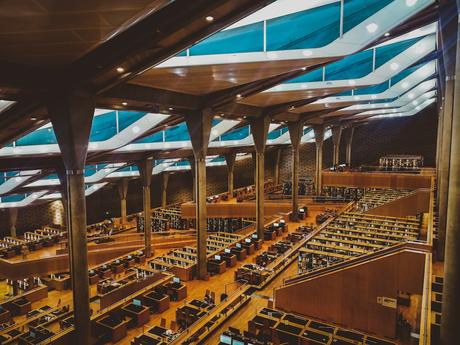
[384,32,390,37]
[390,62,400,71]
[406,0,417,7]
[243,115,247,119]
[206,16,214,22]
[168,107,173,111]
[122,101,128,106]
[30,117,38,121]
[302,50,313,57]
[366,23,378,33]
[132,126,140,134]
[116,67,125,73]
[348,80,356,86]
[236,94,243,99]
[301,67,307,71]
[289,106,295,110]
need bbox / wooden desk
[95,315,129,343]
[264,230,276,241]
[89,273,100,285]
[220,253,237,267]
[142,292,170,313]
[164,282,187,301]
[207,259,226,274]
[241,242,255,255]
[42,274,70,291]
[122,303,150,327]
[231,247,247,261]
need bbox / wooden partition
[366,189,431,218]
[181,201,295,219]
[322,171,433,189]
[0,246,139,280]
[274,250,426,339]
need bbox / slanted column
[185,109,213,280]
[331,125,343,166]
[344,126,355,167]
[138,159,153,258]
[117,178,129,225]
[161,173,169,208]
[249,116,271,239]
[441,2,460,343]
[48,88,95,345]
[9,208,18,238]
[274,148,282,185]
[288,122,303,221]
[224,153,236,196]
[313,126,325,196]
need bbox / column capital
[137,158,154,187]
[249,115,271,153]
[313,125,325,146]
[47,88,95,171]
[117,178,129,200]
[288,121,303,150]
[224,152,236,171]
[185,108,213,158]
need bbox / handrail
[418,252,432,345]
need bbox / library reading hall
[0,0,459,345]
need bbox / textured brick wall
[0,200,64,236]
[349,104,437,167]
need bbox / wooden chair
[160,318,167,328]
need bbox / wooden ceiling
[131,57,330,95]
[0,0,169,65]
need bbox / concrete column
[344,126,355,167]
[249,116,270,239]
[437,1,458,261]
[288,122,303,221]
[224,153,236,196]
[185,109,213,280]
[441,3,460,344]
[161,173,169,208]
[117,178,129,225]
[9,208,18,238]
[313,126,325,196]
[274,148,282,185]
[331,125,343,166]
[187,157,196,202]
[48,88,94,345]
[138,159,153,258]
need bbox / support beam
[9,208,18,238]
[441,3,460,343]
[274,148,282,186]
[249,116,271,239]
[344,126,355,167]
[117,178,129,225]
[224,153,236,196]
[185,109,213,280]
[437,0,458,261]
[161,173,170,209]
[288,122,303,221]
[331,125,343,166]
[313,126,325,196]
[187,157,196,203]
[48,88,95,345]
[138,159,153,258]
